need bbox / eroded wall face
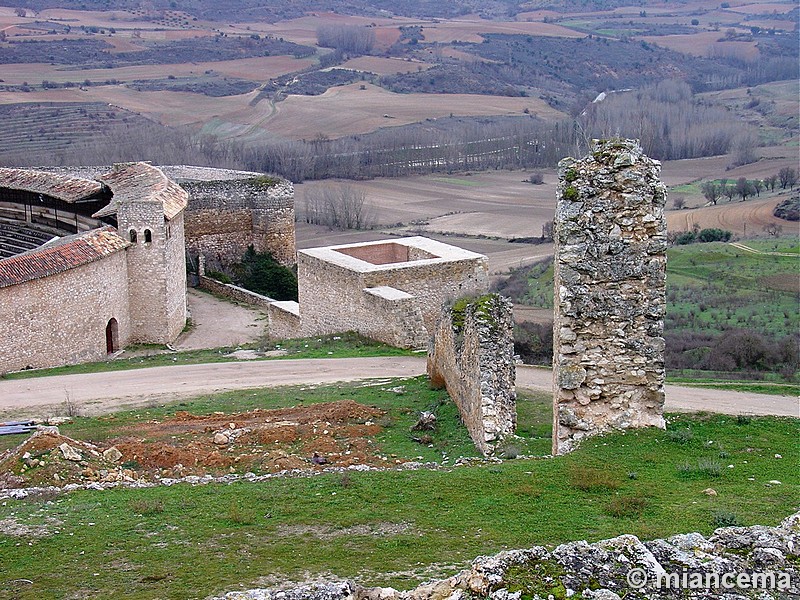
[182,179,295,267]
[0,253,130,373]
[553,139,667,455]
[427,294,516,455]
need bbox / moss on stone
[563,186,579,201]
[501,560,568,599]
[564,168,578,183]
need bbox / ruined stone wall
[267,302,301,340]
[427,294,516,455]
[181,178,295,268]
[0,252,130,373]
[296,250,488,347]
[199,275,273,309]
[553,139,667,455]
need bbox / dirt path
[175,288,266,351]
[0,358,795,420]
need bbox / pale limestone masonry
[0,163,187,373]
[177,174,295,268]
[553,139,667,455]
[268,237,489,348]
[0,247,131,372]
[427,294,517,455]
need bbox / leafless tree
[701,181,722,205]
[778,167,797,190]
[672,195,686,209]
[764,223,783,237]
[304,183,374,230]
[317,24,375,55]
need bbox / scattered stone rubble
[553,139,668,455]
[214,512,800,600]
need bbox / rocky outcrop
[214,511,800,599]
[427,293,516,455]
[552,139,667,455]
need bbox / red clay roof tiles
[94,162,188,221]
[0,168,103,203]
[0,226,129,288]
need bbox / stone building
[268,236,490,348]
[0,163,188,373]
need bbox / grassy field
[666,239,799,337]
[0,379,796,599]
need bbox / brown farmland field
[337,56,434,75]
[417,17,586,44]
[666,195,793,235]
[249,82,567,141]
[0,55,314,85]
[639,31,759,57]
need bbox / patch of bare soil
[0,400,390,488]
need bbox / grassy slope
[0,379,796,598]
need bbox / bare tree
[764,223,783,237]
[722,183,737,203]
[778,167,797,190]
[735,177,753,201]
[317,24,376,55]
[765,174,778,192]
[701,181,722,205]
[752,179,763,196]
[672,195,686,209]
[304,183,374,230]
[541,220,554,240]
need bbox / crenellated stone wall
[552,139,667,455]
[179,176,295,268]
[427,293,516,455]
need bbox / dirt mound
[0,400,391,488]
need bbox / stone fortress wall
[427,294,517,455]
[176,173,295,268]
[552,139,668,455]
[269,237,490,349]
[0,242,131,372]
[0,163,188,373]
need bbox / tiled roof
[0,226,129,288]
[0,167,103,203]
[94,162,188,221]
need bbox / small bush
[668,428,694,444]
[606,495,648,519]
[499,444,521,460]
[227,500,256,524]
[569,466,621,492]
[697,458,724,477]
[129,498,165,515]
[713,510,740,528]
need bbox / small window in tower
[129,229,137,243]
[166,224,171,240]
[144,229,152,243]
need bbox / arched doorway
[105,318,119,354]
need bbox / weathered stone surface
[212,511,800,600]
[59,443,82,462]
[179,175,296,268]
[103,446,123,463]
[427,294,516,455]
[553,139,667,455]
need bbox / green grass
[0,332,413,381]
[507,240,799,339]
[666,240,799,338]
[667,377,800,397]
[0,395,796,599]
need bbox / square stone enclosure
[268,236,489,349]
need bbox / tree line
[700,167,797,205]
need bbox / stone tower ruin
[552,139,667,455]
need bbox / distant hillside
[3,0,659,21]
